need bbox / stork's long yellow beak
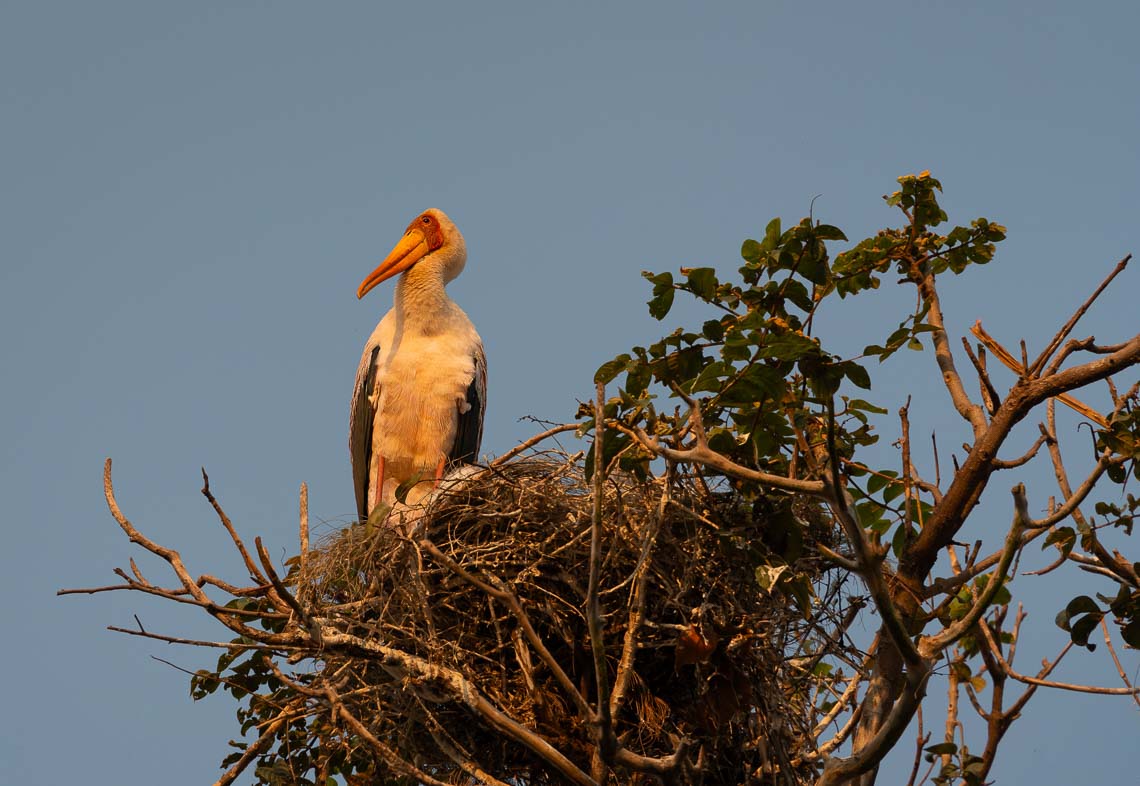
[357,229,430,299]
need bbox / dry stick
[991,434,1048,470]
[970,322,1110,427]
[812,647,876,737]
[609,474,668,719]
[943,660,959,772]
[1028,254,1132,377]
[1006,604,1026,667]
[796,595,869,695]
[931,431,941,489]
[299,482,309,576]
[904,705,929,786]
[817,543,859,570]
[621,422,829,497]
[416,699,515,786]
[211,706,296,786]
[59,579,283,620]
[429,729,514,786]
[1045,337,1131,377]
[973,623,1010,783]
[254,537,311,628]
[1043,400,1138,586]
[1100,617,1140,710]
[202,468,267,584]
[1004,636,1071,720]
[490,422,580,467]
[815,702,864,757]
[825,400,923,672]
[960,337,1000,416]
[900,398,915,538]
[101,459,294,645]
[918,485,1027,657]
[909,334,1140,578]
[324,685,455,786]
[587,381,615,766]
[104,459,211,605]
[1002,653,1138,695]
[318,630,597,786]
[418,539,591,719]
[106,625,297,651]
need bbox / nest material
[297,454,839,785]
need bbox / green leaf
[755,563,789,592]
[814,224,848,241]
[925,742,958,756]
[1122,619,1140,648]
[756,332,819,361]
[891,523,914,557]
[1065,595,1101,617]
[702,319,726,342]
[585,431,632,481]
[644,271,675,320]
[881,480,906,503]
[1070,612,1102,649]
[684,267,719,299]
[763,217,782,249]
[844,363,871,390]
[741,238,763,262]
[848,398,889,415]
[866,471,897,494]
[688,360,729,394]
[1043,526,1075,556]
[595,354,631,385]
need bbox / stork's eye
[421,216,431,224]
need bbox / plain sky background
[3,2,1137,784]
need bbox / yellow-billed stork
[350,208,486,519]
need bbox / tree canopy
[64,173,1140,786]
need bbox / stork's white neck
[393,260,455,334]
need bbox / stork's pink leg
[371,455,386,514]
[433,456,446,488]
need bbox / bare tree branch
[1028,254,1131,377]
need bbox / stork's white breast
[370,318,479,473]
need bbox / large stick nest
[296,454,842,784]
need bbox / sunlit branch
[1029,254,1131,377]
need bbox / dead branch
[1100,617,1140,710]
[588,382,615,773]
[1028,254,1131,377]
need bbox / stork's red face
[357,211,447,299]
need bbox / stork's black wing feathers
[350,345,380,521]
[449,346,486,465]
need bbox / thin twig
[1028,255,1131,376]
[299,482,309,576]
[1100,617,1140,709]
[202,467,267,584]
[490,423,580,466]
[588,381,615,765]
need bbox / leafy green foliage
[1056,594,1104,651]
[588,172,1014,629]
[830,172,1005,298]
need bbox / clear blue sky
[3,3,1137,784]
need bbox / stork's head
[357,208,467,299]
